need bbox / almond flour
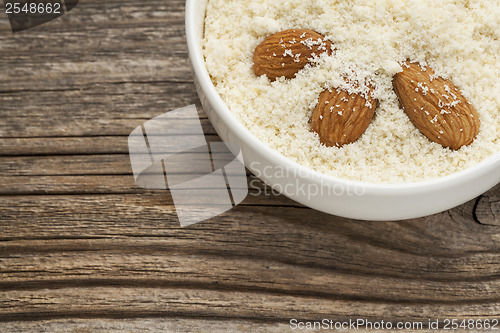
[203,0,500,183]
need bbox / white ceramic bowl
[185,0,500,221]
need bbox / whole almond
[311,85,377,148]
[253,29,333,81]
[393,62,480,150]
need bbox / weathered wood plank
[0,153,233,176]
[0,174,295,210]
[0,175,142,194]
[1,194,500,281]
[0,137,130,155]
[475,184,500,226]
[0,135,221,156]
[2,250,500,303]
[0,0,208,142]
[0,83,215,138]
[0,155,134,176]
[0,319,480,333]
[1,287,499,323]
[0,0,190,90]
[1,319,292,333]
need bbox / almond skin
[253,29,333,81]
[311,85,377,148]
[393,62,480,150]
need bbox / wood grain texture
[0,320,481,333]
[0,0,499,332]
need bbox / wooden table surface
[1,1,499,332]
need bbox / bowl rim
[185,0,500,195]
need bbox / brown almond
[253,29,333,81]
[393,62,480,150]
[311,85,377,148]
